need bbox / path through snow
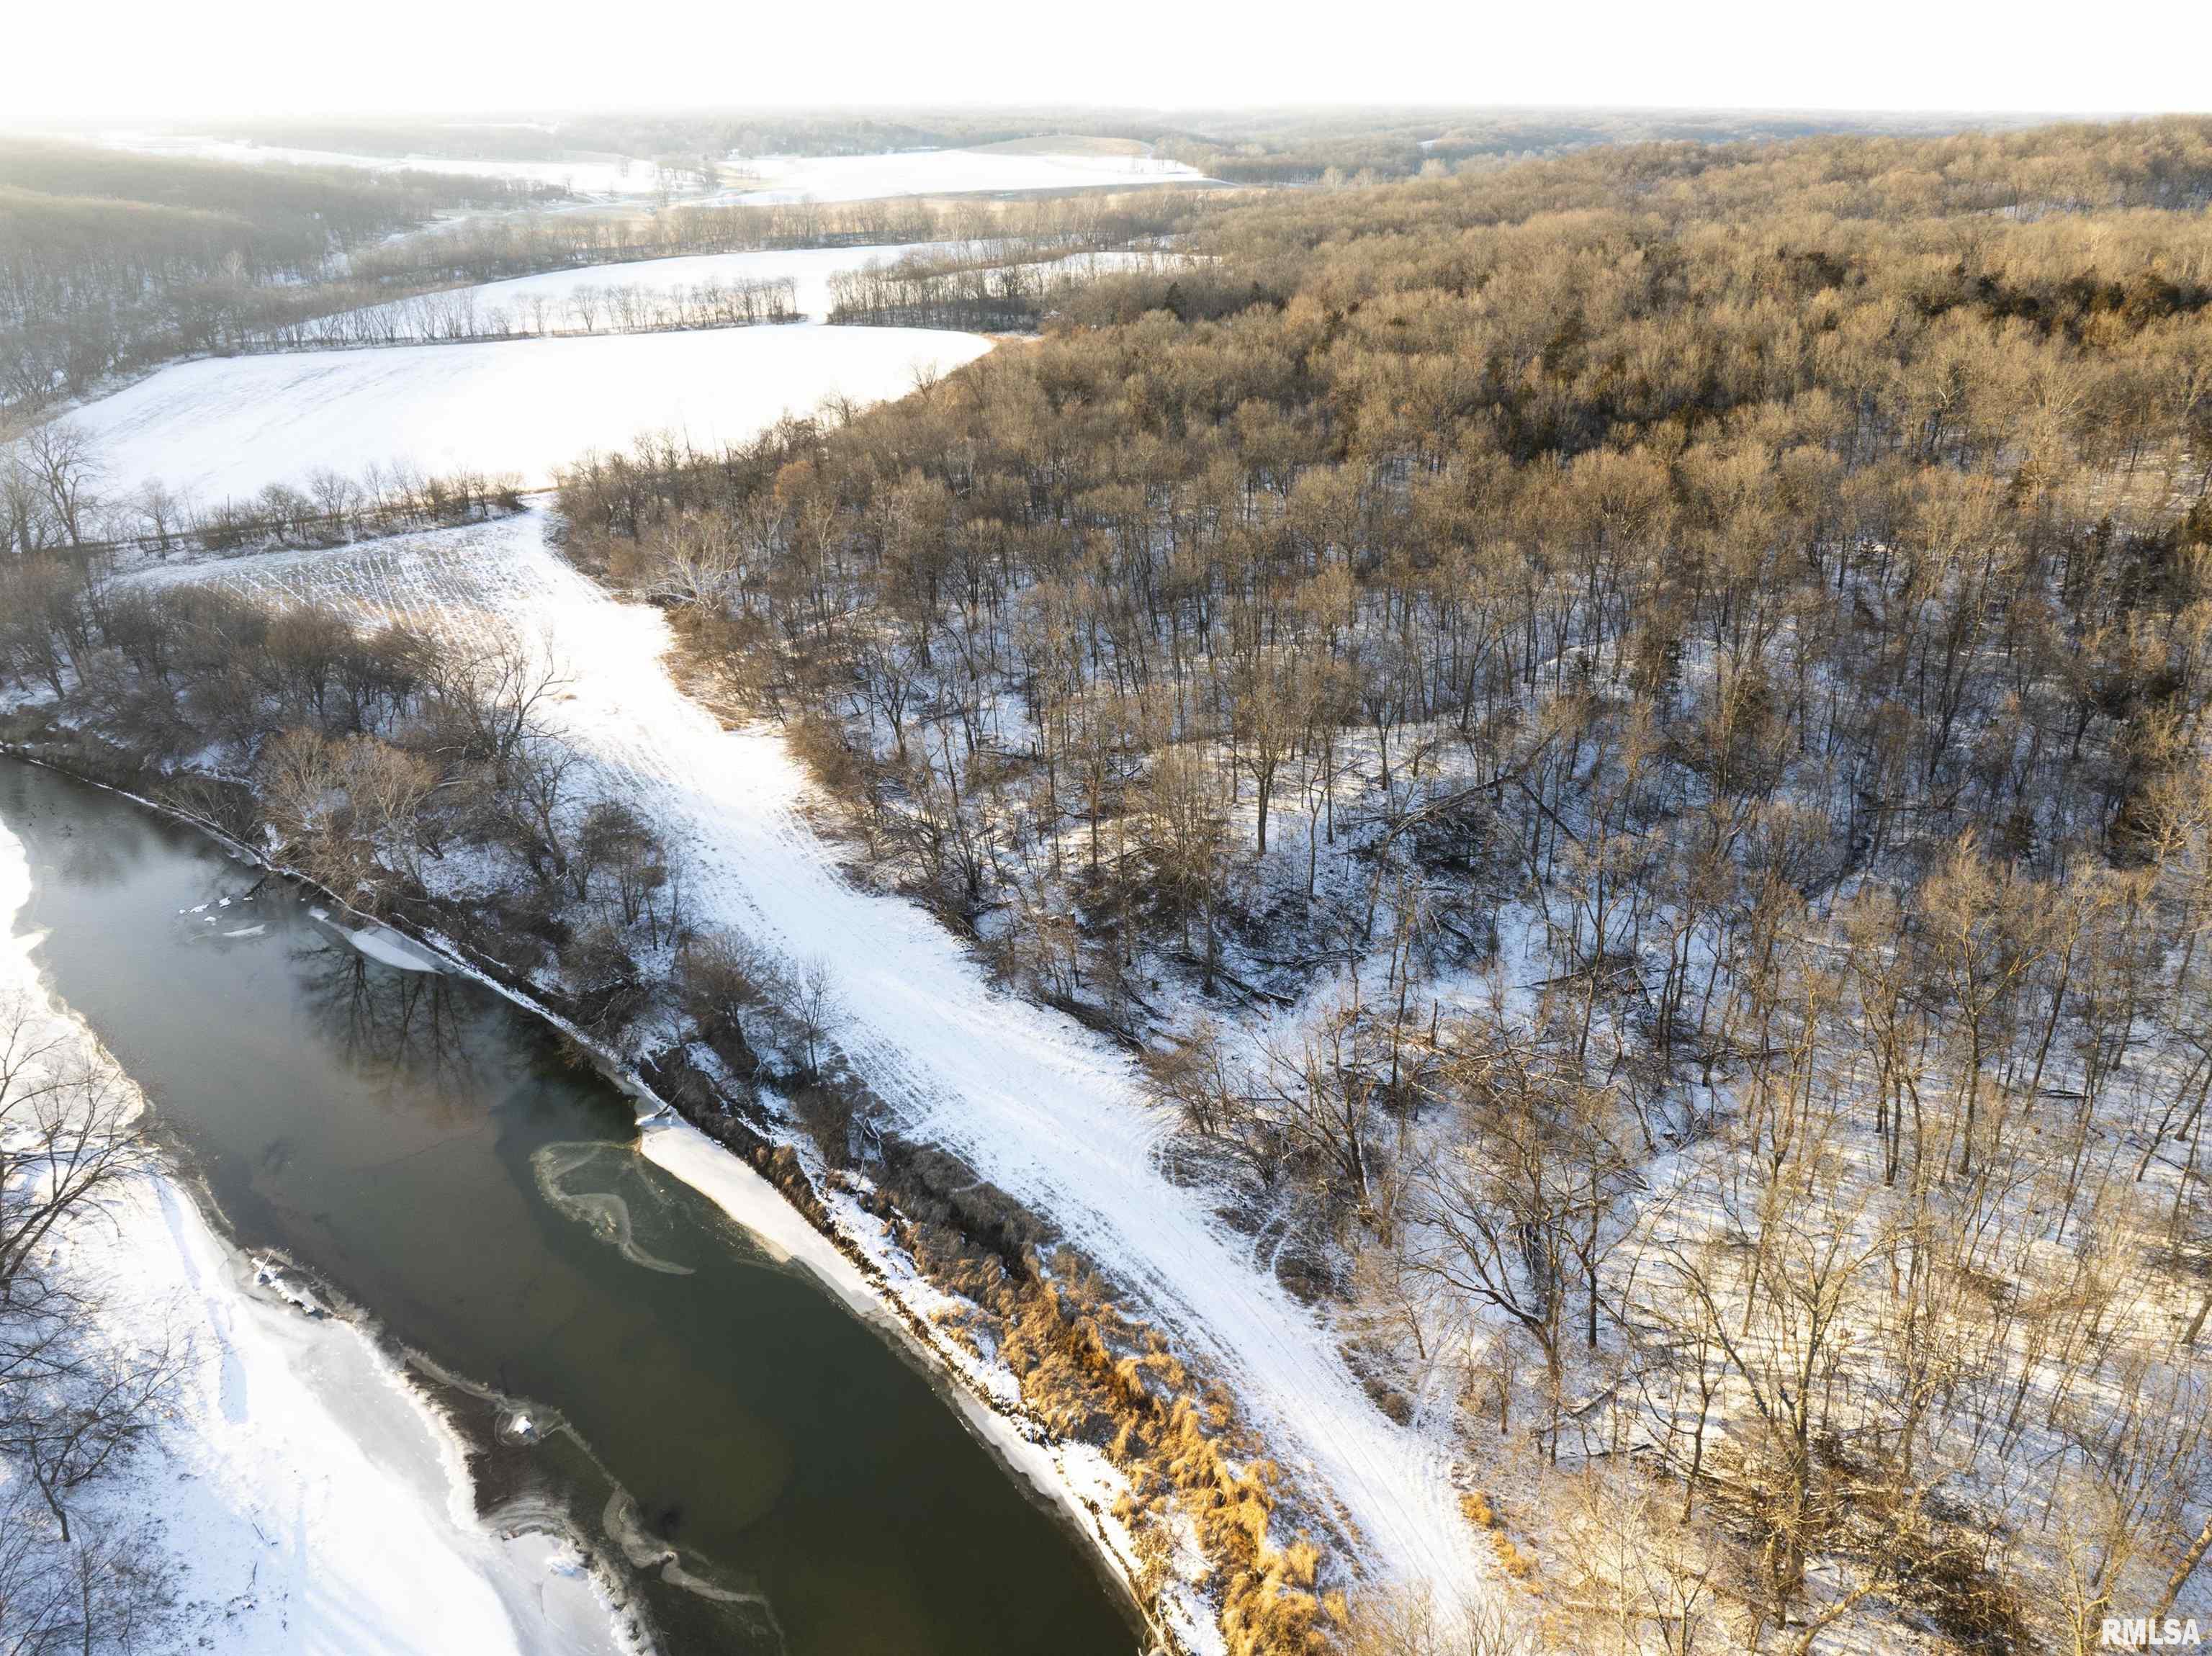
[147,512,1488,1615]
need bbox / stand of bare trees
[272,273,799,349]
[552,117,2212,1653]
[0,552,676,1054]
[0,138,542,413]
[0,994,189,1652]
[829,256,1058,331]
[2,424,524,561]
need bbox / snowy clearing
[0,813,639,1656]
[315,245,1192,344]
[68,324,992,504]
[723,148,1210,203]
[320,243,950,336]
[148,513,1492,1624]
[98,130,674,196]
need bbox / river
[0,759,1136,1656]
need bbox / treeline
[1146,105,2038,186]
[827,256,1061,330]
[197,110,1152,166]
[557,117,2212,1652]
[186,119,575,161]
[0,562,675,1039]
[349,188,1202,289]
[0,138,544,410]
[0,138,535,244]
[826,247,1195,330]
[282,272,799,347]
[2,421,523,562]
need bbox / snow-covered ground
[723,148,1210,204]
[0,812,641,1656]
[145,514,1492,1624]
[309,245,1193,345]
[68,324,992,505]
[319,243,950,338]
[99,130,673,197]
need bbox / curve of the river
[0,759,1135,1656]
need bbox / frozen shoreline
[0,811,646,1656]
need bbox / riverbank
[0,805,648,1656]
[0,729,1195,1653]
[0,756,1141,1653]
[633,1116,1217,1656]
[7,748,1183,1648]
[258,516,1480,1624]
[48,508,1473,1646]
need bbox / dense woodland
[1146,107,2024,187]
[5,102,2005,415]
[548,117,2212,1653]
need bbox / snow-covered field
[145,514,1491,1625]
[320,243,950,338]
[0,815,638,1656]
[99,130,673,197]
[69,324,992,505]
[724,148,1210,204]
[313,245,1192,344]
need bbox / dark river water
[0,760,1134,1656]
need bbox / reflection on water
[0,760,1136,1656]
[297,944,486,1116]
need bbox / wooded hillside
[0,138,536,408]
[558,117,2212,1655]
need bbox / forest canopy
[10,108,2212,1656]
[551,114,2212,1655]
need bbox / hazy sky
[12,0,2209,126]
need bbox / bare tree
[14,421,102,549]
[423,636,570,786]
[0,996,189,1648]
[792,956,837,1079]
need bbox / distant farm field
[72,324,992,503]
